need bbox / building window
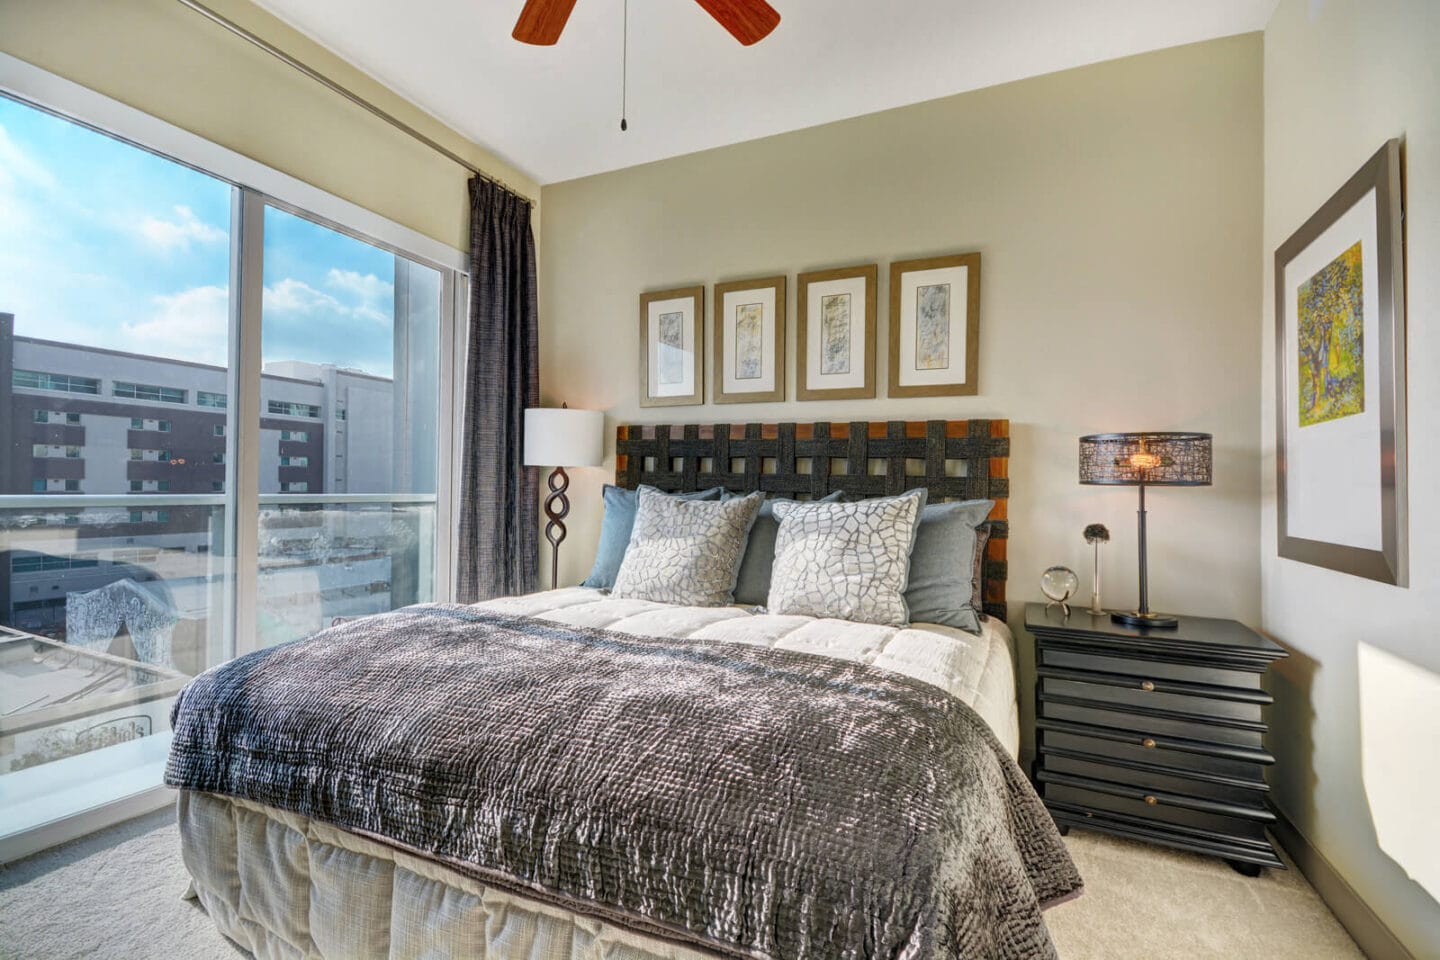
[64,479,79,492]
[213,424,225,437]
[279,456,309,467]
[157,450,171,462]
[130,417,144,429]
[268,400,321,419]
[32,479,45,493]
[335,408,347,421]
[65,446,81,458]
[157,510,170,523]
[129,448,142,460]
[32,444,47,458]
[157,479,170,492]
[66,412,81,425]
[158,420,171,432]
[280,481,309,493]
[280,430,309,442]
[212,481,224,492]
[198,391,227,408]
[113,381,187,404]
[129,510,143,523]
[12,369,100,394]
[130,480,143,492]
[32,409,48,423]
[212,452,225,464]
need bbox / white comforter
[477,587,1021,757]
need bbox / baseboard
[0,785,174,865]
[1270,810,1417,960]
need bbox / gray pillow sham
[905,499,995,635]
[768,489,928,626]
[580,484,723,590]
[611,490,764,605]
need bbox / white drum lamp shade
[524,408,604,467]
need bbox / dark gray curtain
[457,178,538,602]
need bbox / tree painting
[1297,240,1364,427]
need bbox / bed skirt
[177,790,717,960]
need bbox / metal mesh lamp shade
[1079,432,1212,628]
[525,407,605,590]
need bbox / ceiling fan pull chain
[620,0,629,131]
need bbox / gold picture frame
[713,275,786,404]
[796,264,877,401]
[638,285,704,408]
[887,252,981,398]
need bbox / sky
[0,94,430,379]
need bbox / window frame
[0,52,469,863]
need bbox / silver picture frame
[1274,138,1407,586]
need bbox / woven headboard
[615,420,1010,621]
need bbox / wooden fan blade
[693,0,781,45]
[513,0,579,45]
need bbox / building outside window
[213,424,225,437]
[12,369,100,394]
[32,409,47,423]
[113,381,187,404]
[268,400,321,419]
[198,391,226,408]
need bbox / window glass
[257,206,440,646]
[0,94,233,840]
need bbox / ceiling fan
[513,0,781,46]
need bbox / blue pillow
[730,490,845,607]
[903,499,995,634]
[581,484,723,590]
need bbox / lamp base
[1111,610,1179,629]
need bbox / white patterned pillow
[768,488,928,626]
[611,489,764,605]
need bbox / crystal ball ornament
[1041,565,1080,616]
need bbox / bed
[168,420,1082,960]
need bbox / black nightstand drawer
[1040,675,1264,724]
[1040,776,1274,843]
[1041,698,1267,749]
[1041,750,1268,806]
[1039,648,1257,690]
[1038,725,1272,783]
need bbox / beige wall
[540,34,1264,763]
[0,0,538,251]
[1262,1,1440,956]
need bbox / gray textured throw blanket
[166,605,1081,960]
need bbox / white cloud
[0,123,57,193]
[137,205,226,252]
[122,285,230,366]
[263,277,341,314]
[326,268,392,302]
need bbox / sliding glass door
[0,85,463,851]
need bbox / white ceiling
[252,0,1276,186]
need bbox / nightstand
[1025,603,1287,875]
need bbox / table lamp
[1078,431,1212,628]
[524,405,605,589]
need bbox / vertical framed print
[796,264,877,401]
[713,275,785,404]
[1275,138,1407,585]
[639,285,704,408]
[887,252,981,397]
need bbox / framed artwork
[713,275,785,404]
[639,285,704,408]
[1275,138,1407,585]
[796,264,877,400]
[887,252,981,398]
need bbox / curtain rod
[174,0,533,205]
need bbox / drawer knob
[1140,680,1155,692]
[1142,738,1157,749]
[1144,795,1158,806]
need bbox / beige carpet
[0,808,1363,960]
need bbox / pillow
[904,499,995,635]
[729,490,846,607]
[768,488,928,626]
[581,484,723,590]
[611,490,764,605]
